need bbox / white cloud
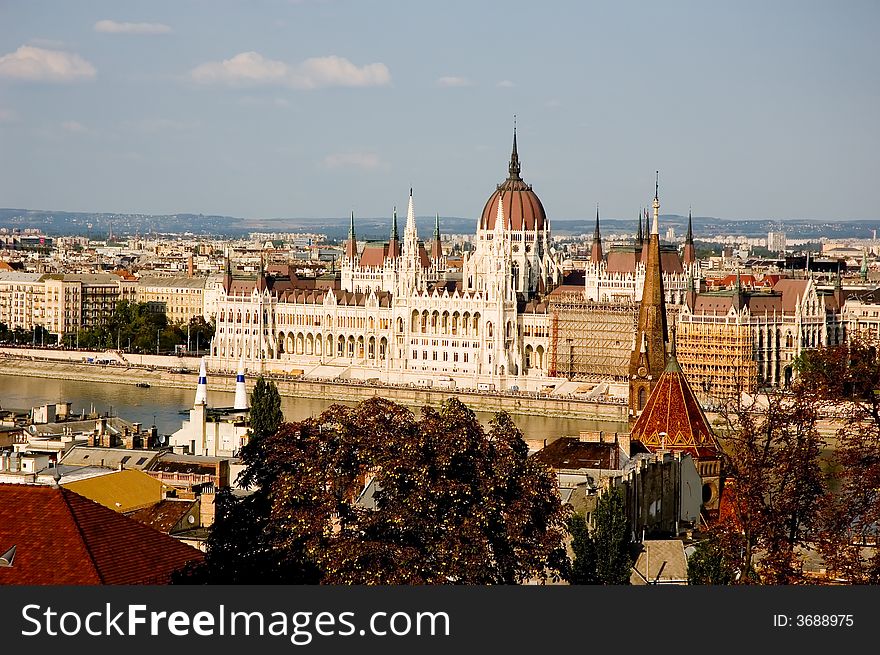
[191,51,291,85]
[436,76,473,88]
[0,45,96,82]
[497,79,515,88]
[291,56,390,89]
[62,120,87,133]
[320,152,382,171]
[191,51,391,89]
[94,20,172,35]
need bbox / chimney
[187,253,194,277]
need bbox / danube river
[0,374,628,442]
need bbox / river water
[0,374,628,442]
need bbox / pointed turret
[590,205,603,264]
[233,356,248,411]
[404,188,417,239]
[344,211,358,261]
[630,175,668,419]
[683,207,696,266]
[194,357,208,407]
[430,212,443,260]
[636,211,644,245]
[508,119,521,181]
[388,206,401,259]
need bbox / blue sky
[1,0,878,223]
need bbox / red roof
[630,357,719,459]
[0,483,203,585]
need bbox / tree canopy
[183,396,569,584]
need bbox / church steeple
[590,205,603,264]
[630,175,669,420]
[636,211,644,245]
[683,207,696,266]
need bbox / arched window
[638,387,646,411]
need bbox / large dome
[479,132,547,232]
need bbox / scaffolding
[548,290,638,380]
[676,319,757,404]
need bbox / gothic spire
[637,211,643,244]
[430,212,443,260]
[508,117,521,180]
[590,205,603,265]
[344,211,358,260]
[683,207,696,266]
[390,206,399,241]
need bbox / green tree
[592,487,633,585]
[687,529,740,585]
[246,376,283,446]
[183,397,569,584]
[566,512,598,584]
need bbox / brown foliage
[219,397,569,584]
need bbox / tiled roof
[630,356,719,459]
[127,499,197,534]
[531,437,620,470]
[0,483,202,585]
[630,539,689,584]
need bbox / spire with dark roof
[344,211,358,260]
[637,211,644,245]
[683,207,696,266]
[388,206,401,259]
[430,212,443,260]
[508,116,521,180]
[590,205,603,264]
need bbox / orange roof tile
[0,483,202,585]
[630,356,719,459]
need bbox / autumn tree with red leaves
[796,336,880,583]
[183,396,569,584]
[714,390,825,584]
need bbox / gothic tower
[590,205,603,264]
[629,172,669,419]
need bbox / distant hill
[2,208,879,241]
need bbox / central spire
[508,116,521,181]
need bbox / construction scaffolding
[675,318,757,405]
[548,290,638,380]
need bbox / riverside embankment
[0,347,631,426]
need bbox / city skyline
[1,1,878,222]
